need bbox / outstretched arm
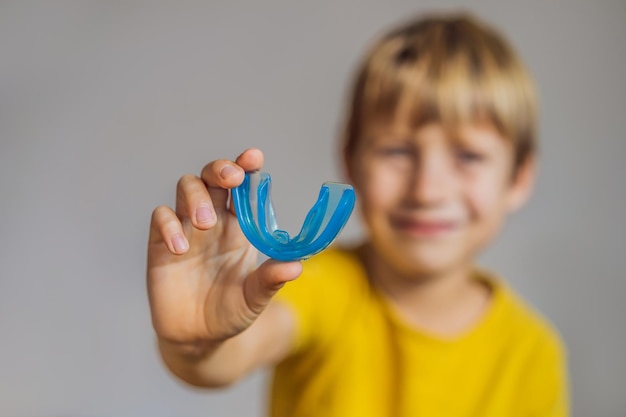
[147,148,301,387]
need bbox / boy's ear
[507,155,537,213]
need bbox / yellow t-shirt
[270,247,569,417]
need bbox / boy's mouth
[390,216,459,237]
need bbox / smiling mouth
[390,217,459,237]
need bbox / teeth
[232,171,356,261]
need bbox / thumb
[243,259,302,314]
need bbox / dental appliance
[232,171,355,261]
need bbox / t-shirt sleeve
[271,248,365,357]
[520,326,570,417]
[272,255,327,354]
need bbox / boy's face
[349,119,534,278]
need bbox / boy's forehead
[362,113,503,142]
[362,104,430,139]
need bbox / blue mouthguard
[231,171,356,261]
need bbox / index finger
[200,148,264,189]
[199,148,265,212]
[234,148,264,172]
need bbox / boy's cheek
[359,167,405,207]
[464,177,510,218]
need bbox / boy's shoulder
[484,270,565,356]
[483,272,569,413]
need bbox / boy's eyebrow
[366,132,412,145]
[450,127,512,153]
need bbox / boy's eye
[456,150,485,164]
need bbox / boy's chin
[375,243,470,280]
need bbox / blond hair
[342,13,537,174]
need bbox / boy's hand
[147,148,302,350]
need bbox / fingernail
[196,206,214,224]
[171,234,188,253]
[220,164,238,179]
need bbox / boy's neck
[359,244,492,338]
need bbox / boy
[147,13,569,417]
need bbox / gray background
[1,1,624,416]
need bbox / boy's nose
[407,156,454,207]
